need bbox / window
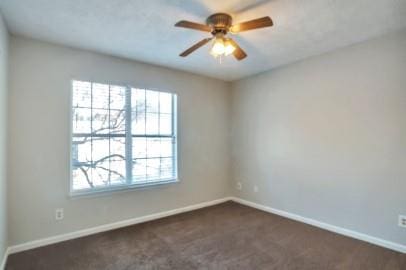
[71,80,177,194]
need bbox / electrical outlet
[55,208,64,221]
[253,185,259,193]
[399,215,406,228]
[236,182,242,190]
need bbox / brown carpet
[6,201,406,270]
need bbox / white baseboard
[1,247,9,270]
[8,197,233,254]
[230,197,406,254]
[6,196,405,258]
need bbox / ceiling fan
[175,13,273,61]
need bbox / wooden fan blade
[230,16,273,33]
[175,20,211,32]
[180,38,213,57]
[228,39,247,61]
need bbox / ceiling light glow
[210,34,235,59]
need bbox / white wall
[0,12,8,262]
[8,36,231,245]
[231,29,406,246]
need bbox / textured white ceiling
[1,0,406,81]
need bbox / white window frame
[69,80,178,196]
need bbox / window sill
[69,178,179,199]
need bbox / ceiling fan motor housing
[206,13,232,34]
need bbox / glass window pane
[110,85,126,110]
[146,90,159,113]
[110,137,126,159]
[109,160,126,185]
[132,110,145,135]
[147,158,160,180]
[110,109,126,134]
[92,83,109,109]
[109,138,126,184]
[160,158,174,179]
[92,109,110,134]
[72,137,93,190]
[72,108,91,134]
[146,113,158,134]
[91,138,126,187]
[147,138,160,158]
[90,161,110,187]
[73,81,91,108]
[133,159,147,182]
[72,167,92,190]
[72,137,92,164]
[132,88,146,113]
[159,92,172,114]
[92,138,110,162]
[160,138,173,157]
[133,138,147,158]
[159,113,172,135]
